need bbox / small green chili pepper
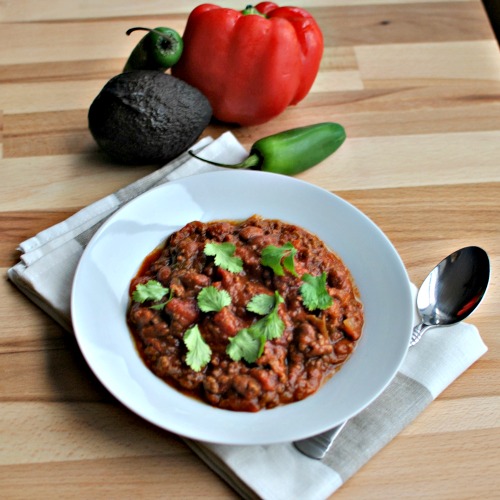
[189,122,346,176]
[124,27,183,72]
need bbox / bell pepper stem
[241,5,266,17]
[188,150,261,169]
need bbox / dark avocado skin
[88,70,212,165]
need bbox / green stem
[126,26,172,39]
[241,5,266,17]
[188,150,261,169]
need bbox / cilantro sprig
[226,291,285,364]
[246,293,275,315]
[183,324,212,372]
[261,242,298,276]
[227,329,265,364]
[132,280,170,303]
[197,286,231,313]
[181,286,231,371]
[248,292,285,341]
[204,242,243,273]
[300,272,333,311]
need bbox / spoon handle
[293,421,347,459]
[410,322,433,346]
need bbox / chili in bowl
[127,216,364,413]
[71,170,413,445]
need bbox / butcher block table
[1,0,499,498]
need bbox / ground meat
[127,215,364,412]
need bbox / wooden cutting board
[1,1,499,498]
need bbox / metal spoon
[410,245,490,345]
[294,246,490,459]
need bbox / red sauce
[127,215,364,412]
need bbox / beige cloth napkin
[8,132,488,500]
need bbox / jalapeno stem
[188,150,262,169]
[126,26,172,40]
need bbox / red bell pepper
[172,2,324,126]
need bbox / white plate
[71,170,413,445]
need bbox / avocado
[88,70,212,165]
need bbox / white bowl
[71,170,413,445]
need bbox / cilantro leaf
[282,252,298,276]
[197,286,231,313]
[261,242,298,276]
[204,242,243,273]
[183,325,212,372]
[246,293,275,315]
[132,280,169,303]
[300,272,333,311]
[247,291,285,341]
[149,289,174,310]
[226,329,266,364]
[149,302,167,310]
[227,291,285,363]
[250,310,285,341]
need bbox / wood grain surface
[1,1,499,498]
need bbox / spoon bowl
[410,246,490,345]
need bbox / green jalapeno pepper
[124,27,183,72]
[189,122,346,176]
